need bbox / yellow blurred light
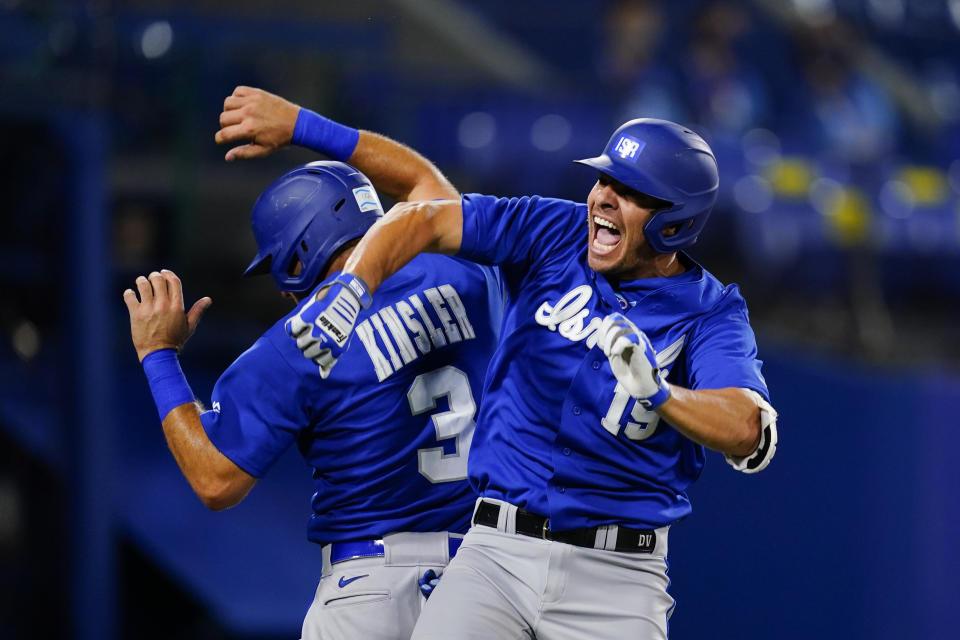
[825,187,871,247]
[895,166,948,206]
[764,158,815,199]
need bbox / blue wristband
[142,349,195,421]
[291,108,360,161]
[332,273,373,308]
[643,382,671,410]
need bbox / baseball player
[123,158,504,639]
[277,112,778,638]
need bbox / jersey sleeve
[458,194,585,274]
[683,287,770,400]
[199,336,310,478]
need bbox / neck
[323,246,355,280]
[281,246,358,305]
[649,252,685,277]
[619,251,686,281]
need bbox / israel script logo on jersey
[352,185,383,213]
[535,285,686,361]
[535,285,603,348]
[613,135,645,161]
[355,284,477,382]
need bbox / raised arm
[345,199,464,294]
[123,270,256,510]
[283,198,464,377]
[214,86,457,201]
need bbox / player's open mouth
[592,215,622,254]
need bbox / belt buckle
[541,518,550,539]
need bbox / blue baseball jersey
[200,254,503,544]
[458,194,769,530]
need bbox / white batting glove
[597,313,671,408]
[724,390,778,474]
[285,273,371,378]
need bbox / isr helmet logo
[613,135,645,161]
[352,186,383,214]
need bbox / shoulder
[463,193,585,221]
[383,253,499,289]
[256,309,323,381]
[682,270,758,353]
[681,256,751,317]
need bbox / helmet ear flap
[285,250,303,280]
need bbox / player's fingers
[135,275,154,304]
[600,320,631,355]
[122,288,139,313]
[598,315,619,353]
[285,317,305,338]
[299,335,322,355]
[316,351,337,378]
[148,271,168,303]
[232,85,255,97]
[222,95,246,111]
[611,335,635,360]
[218,108,245,128]
[214,123,250,146]
[225,144,268,162]
[186,297,213,333]
[161,269,184,309]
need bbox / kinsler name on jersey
[354,284,477,381]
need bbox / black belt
[472,499,658,553]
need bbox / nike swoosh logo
[338,574,369,588]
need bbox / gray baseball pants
[411,499,674,640]
[301,531,461,640]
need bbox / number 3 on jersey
[407,366,476,483]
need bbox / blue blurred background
[2,0,959,638]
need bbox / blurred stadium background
[2,0,959,638]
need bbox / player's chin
[587,245,622,274]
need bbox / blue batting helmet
[244,161,384,293]
[575,119,719,254]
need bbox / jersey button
[572,406,581,415]
[562,447,571,456]
[557,486,566,493]
[592,361,601,370]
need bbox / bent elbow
[194,478,246,511]
[729,413,764,458]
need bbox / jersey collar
[588,252,708,316]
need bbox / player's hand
[418,569,441,599]
[123,269,212,362]
[214,86,300,162]
[285,273,371,378]
[597,313,670,408]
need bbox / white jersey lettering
[425,287,463,344]
[370,314,403,370]
[535,285,603,348]
[379,307,417,365]
[396,300,431,355]
[440,284,476,340]
[410,293,447,348]
[354,285,481,381]
[355,319,394,382]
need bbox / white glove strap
[724,390,778,474]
